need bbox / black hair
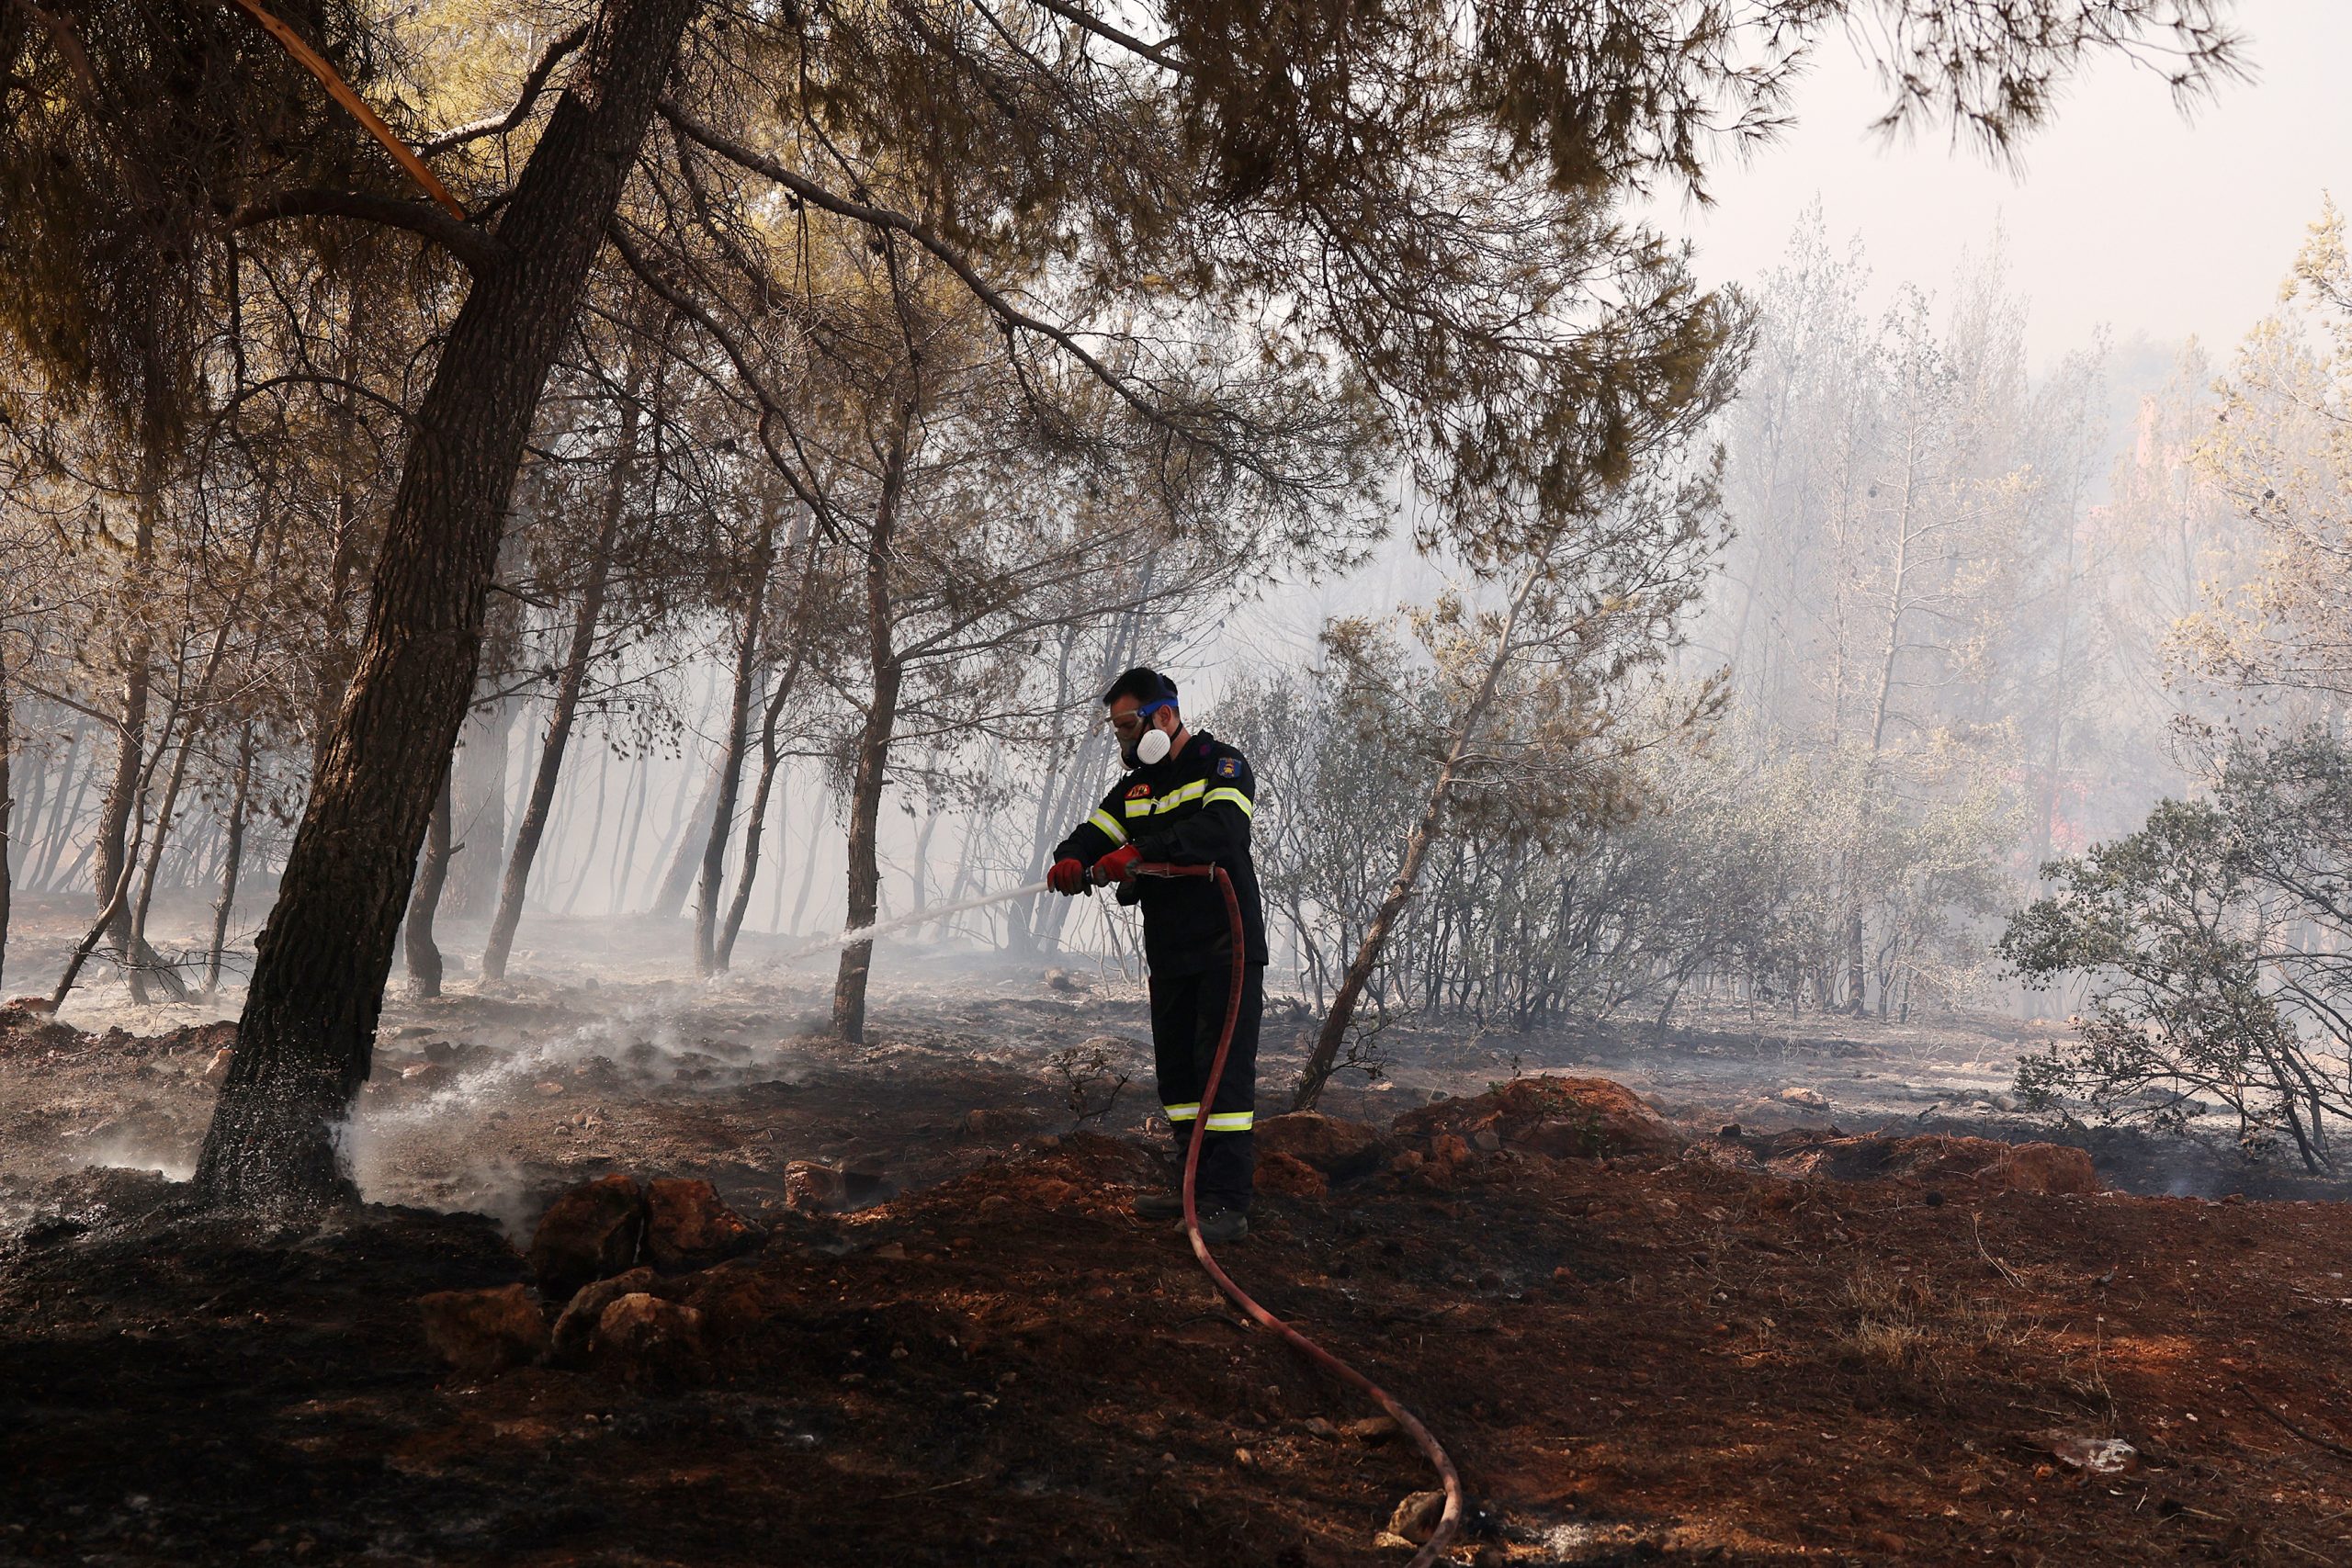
[1102,666,1179,711]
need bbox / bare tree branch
[225,188,503,272]
[419,23,592,156]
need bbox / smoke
[345,982,820,1225]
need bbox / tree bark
[194,0,700,1210]
[481,390,639,981]
[204,725,256,998]
[404,773,453,998]
[695,503,780,975]
[832,405,914,1043]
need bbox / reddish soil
[7,1010,2352,1564]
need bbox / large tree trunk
[194,0,700,1210]
[1291,567,1536,1112]
[481,392,639,981]
[695,505,779,975]
[203,725,256,998]
[831,407,913,1043]
[404,774,454,998]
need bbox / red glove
[1091,843,1142,886]
[1048,857,1089,896]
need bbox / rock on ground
[550,1266,658,1364]
[1255,1111,1384,1178]
[1754,1131,2099,1194]
[644,1177,764,1272]
[528,1173,647,1298]
[1394,1077,1685,1164]
[592,1292,707,1385]
[415,1282,548,1377]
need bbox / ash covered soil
[6,911,2352,1564]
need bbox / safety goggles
[1109,698,1174,732]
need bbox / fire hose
[1123,862,1464,1566]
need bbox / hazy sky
[1667,2,2351,371]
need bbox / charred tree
[194,0,701,1208]
[831,404,913,1043]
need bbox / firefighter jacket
[1051,730,1269,978]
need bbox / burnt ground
[6,900,2352,1564]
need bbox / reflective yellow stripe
[1124,797,1154,818]
[1203,787,1254,817]
[1152,780,1207,813]
[1163,1102,1201,1122]
[1204,1111,1254,1133]
[1087,807,1128,844]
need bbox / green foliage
[2001,730,2352,1170]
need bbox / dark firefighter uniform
[1053,732,1268,1212]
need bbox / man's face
[1109,694,1174,763]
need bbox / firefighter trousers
[1148,956,1262,1212]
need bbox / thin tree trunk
[96,657,153,1000]
[0,649,12,990]
[1292,566,1537,1112]
[51,716,176,1011]
[695,504,780,975]
[194,0,700,1209]
[648,751,720,919]
[789,796,822,936]
[204,725,256,998]
[9,705,40,908]
[559,742,609,916]
[832,405,913,1043]
[30,716,87,892]
[481,391,639,982]
[716,518,820,959]
[124,698,198,1003]
[718,550,814,968]
[446,690,515,919]
[609,744,650,913]
[404,773,454,998]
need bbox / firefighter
[1047,667,1267,1243]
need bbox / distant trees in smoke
[0,0,2265,1198]
[2006,200,2352,1168]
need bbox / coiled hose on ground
[1133,862,1464,1566]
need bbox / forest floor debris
[9,968,2352,1563]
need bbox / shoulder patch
[1216,757,1239,778]
[1125,783,1153,799]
